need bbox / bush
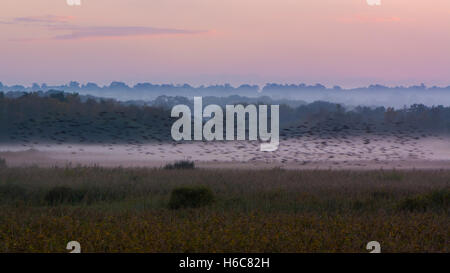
[397,189,449,212]
[397,197,426,212]
[168,186,214,209]
[0,158,6,168]
[0,184,27,202]
[164,160,195,170]
[44,186,86,206]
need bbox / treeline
[0,92,173,143]
[2,81,450,95]
[280,102,450,132]
[3,81,450,107]
[0,92,449,144]
[0,81,259,98]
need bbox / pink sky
[1,0,450,87]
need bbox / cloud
[49,25,206,40]
[2,15,207,41]
[0,15,74,28]
[13,15,75,24]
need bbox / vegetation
[168,186,214,209]
[44,186,86,206]
[164,161,195,170]
[0,167,448,252]
[0,158,6,168]
[397,190,449,212]
[1,93,450,144]
[0,92,173,143]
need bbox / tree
[69,81,80,89]
[109,81,129,89]
[32,83,40,90]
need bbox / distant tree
[409,83,426,90]
[312,83,326,89]
[109,81,129,89]
[49,91,66,102]
[369,84,386,89]
[32,83,40,90]
[83,82,100,89]
[10,85,25,91]
[134,83,155,89]
[384,107,396,123]
[238,84,259,90]
[69,81,80,89]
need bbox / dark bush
[0,184,27,201]
[168,186,214,209]
[0,158,6,168]
[44,186,86,206]
[397,196,428,212]
[164,160,195,170]
[397,189,449,212]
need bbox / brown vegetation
[0,167,448,252]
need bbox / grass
[0,167,448,252]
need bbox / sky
[1,0,450,88]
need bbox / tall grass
[0,167,448,252]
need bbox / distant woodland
[0,91,449,144]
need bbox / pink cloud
[3,15,207,41]
[13,15,75,24]
[50,25,207,40]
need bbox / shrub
[0,184,27,202]
[44,186,86,206]
[397,196,428,212]
[427,189,450,209]
[164,160,195,170]
[0,158,6,168]
[168,186,214,209]
[397,189,449,212]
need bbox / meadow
[0,166,448,253]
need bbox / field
[0,166,448,253]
